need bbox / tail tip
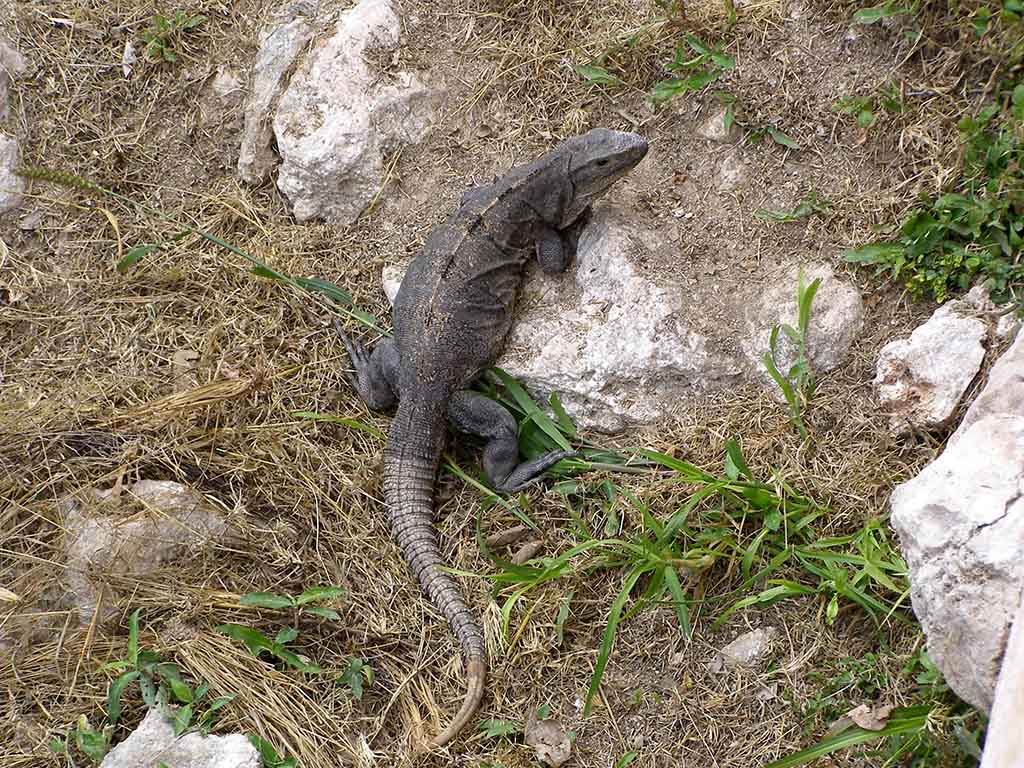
[428,658,487,748]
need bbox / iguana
[335,128,648,746]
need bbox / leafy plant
[852,1,914,25]
[844,82,1024,308]
[834,86,905,129]
[761,269,821,439]
[755,192,830,223]
[479,718,523,740]
[338,657,375,700]
[764,705,933,768]
[710,92,801,150]
[248,734,298,768]
[50,610,234,762]
[775,643,986,766]
[140,10,207,63]
[650,35,736,106]
[240,585,345,620]
[215,623,322,674]
[573,63,623,87]
[481,439,830,715]
[71,720,111,765]
[101,610,235,737]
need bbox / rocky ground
[1,0,1020,766]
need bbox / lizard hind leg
[333,319,399,411]
[448,391,575,493]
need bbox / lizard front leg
[448,391,575,492]
[535,206,592,274]
[333,319,399,410]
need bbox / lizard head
[562,128,648,224]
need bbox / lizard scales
[337,128,648,746]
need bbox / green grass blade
[549,392,578,439]
[239,592,294,610]
[762,705,932,768]
[724,438,753,480]
[584,565,645,715]
[296,586,346,605]
[491,368,572,451]
[127,608,140,668]
[663,566,691,640]
[106,670,140,726]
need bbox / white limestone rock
[241,0,436,222]
[952,331,1024,445]
[237,8,316,184]
[875,296,988,434]
[100,709,259,768]
[381,206,744,433]
[709,627,778,672]
[697,106,739,143]
[890,413,1024,713]
[717,150,748,191]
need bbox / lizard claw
[493,449,578,493]
[333,318,366,387]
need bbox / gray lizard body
[336,128,648,746]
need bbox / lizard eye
[596,159,609,167]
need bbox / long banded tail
[383,399,487,746]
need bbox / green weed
[755,193,830,223]
[844,81,1024,308]
[239,585,346,621]
[711,92,801,150]
[248,734,298,768]
[834,85,905,129]
[761,269,821,440]
[479,718,523,740]
[101,609,235,737]
[49,609,235,763]
[650,35,736,106]
[573,63,623,87]
[481,439,832,715]
[851,1,914,25]
[216,586,346,675]
[140,10,207,64]
[772,646,984,767]
[215,624,323,674]
[337,657,375,700]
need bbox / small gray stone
[0,133,24,215]
[717,151,748,190]
[209,65,244,106]
[875,299,987,434]
[709,627,778,672]
[0,34,27,122]
[697,107,738,143]
[996,312,1020,341]
[382,262,405,304]
[525,712,572,768]
[62,480,229,619]
[100,709,260,768]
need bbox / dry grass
[0,0,1007,765]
